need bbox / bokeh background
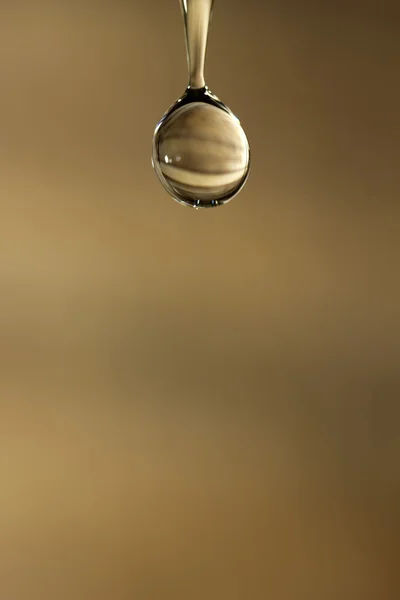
[0,1,399,598]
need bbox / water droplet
[152,0,250,209]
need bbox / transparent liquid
[152,88,250,208]
[152,0,250,209]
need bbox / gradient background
[0,1,399,598]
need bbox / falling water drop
[152,0,251,208]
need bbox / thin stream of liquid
[152,0,250,208]
[181,0,213,90]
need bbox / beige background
[0,1,399,598]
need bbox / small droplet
[152,0,250,209]
[153,99,249,208]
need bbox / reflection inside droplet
[152,99,250,208]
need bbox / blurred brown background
[0,1,399,598]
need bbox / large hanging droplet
[152,0,250,209]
